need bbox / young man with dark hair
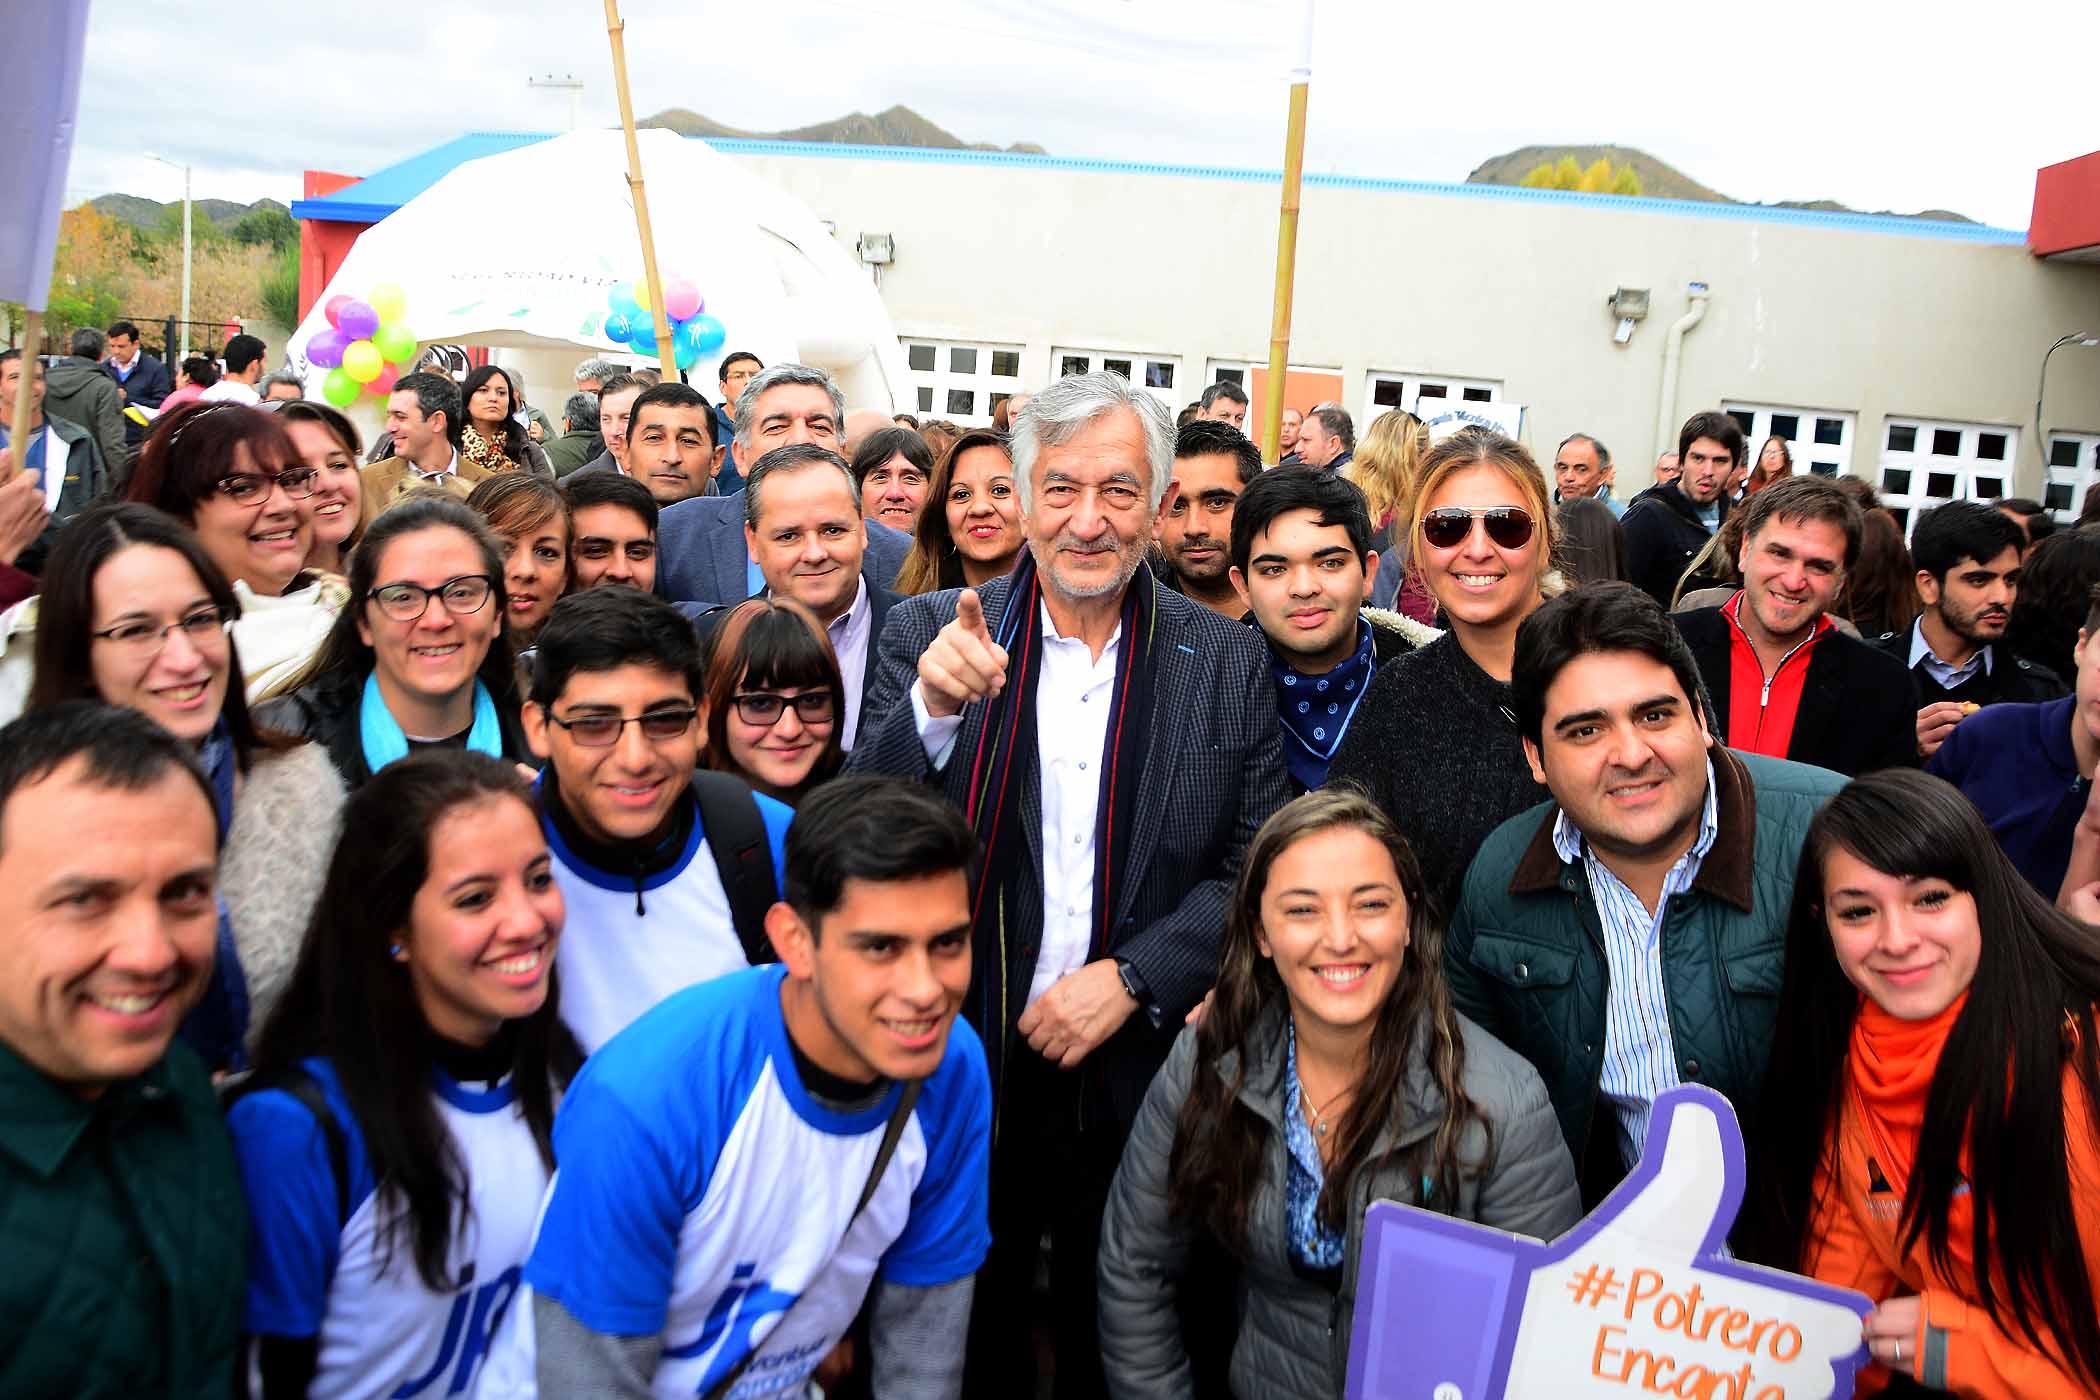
[626,382,723,506]
[1622,410,1744,606]
[1228,466,1437,790]
[0,703,245,1393]
[1160,419,1262,617]
[104,319,172,447]
[1448,581,1843,1199]
[570,373,647,480]
[365,371,485,523]
[562,473,661,592]
[1194,379,1249,432]
[1673,474,1917,775]
[1928,583,2100,898]
[479,775,989,1400]
[522,588,791,1052]
[713,351,764,493]
[200,332,268,405]
[1876,500,2064,759]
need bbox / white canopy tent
[288,128,910,434]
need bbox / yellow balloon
[367,282,407,324]
[633,278,653,312]
[342,340,383,383]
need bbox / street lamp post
[145,152,192,360]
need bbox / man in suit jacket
[103,320,171,450]
[852,371,1289,1400]
[0,349,106,575]
[658,362,908,606]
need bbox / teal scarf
[359,671,503,774]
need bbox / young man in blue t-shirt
[479,775,991,1399]
[521,588,794,1051]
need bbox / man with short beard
[1446,581,1842,1201]
[1157,420,1259,617]
[1623,411,1738,607]
[1875,501,2066,759]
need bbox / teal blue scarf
[359,671,502,774]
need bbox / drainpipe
[1655,282,1711,463]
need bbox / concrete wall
[722,147,2100,501]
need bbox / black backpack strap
[691,770,780,964]
[222,1067,351,1225]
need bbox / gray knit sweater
[220,742,347,1050]
[1324,631,1550,917]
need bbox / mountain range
[1464,144,1975,223]
[639,103,1046,154]
[89,193,292,230]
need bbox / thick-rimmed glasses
[90,606,231,657]
[366,575,495,623]
[216,466,319,504]
[733,691,836,727]
[546,708,699,747]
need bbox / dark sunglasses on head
[1421,505,1535,551]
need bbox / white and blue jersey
[226,1059,550,1400]
[541,788,793,1052]
[477,966,992,1399]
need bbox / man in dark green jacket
[1445,582,1843,1203]
[0,704,246,1398]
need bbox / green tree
[258,247,300,329]
[1611,164,1643,196]
[231,206,297,250]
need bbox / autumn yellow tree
[1517,156,1643,198]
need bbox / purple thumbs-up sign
[1346,1085,1872,1400]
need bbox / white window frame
[1051,346,1183,410]
[900,336,1024,427]
[1721,402,1856,479]
[1875,416,2021,537]
[1365,370,1502,425]
[2046,431,2100,523]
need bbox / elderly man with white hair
[852,370,1289,1399]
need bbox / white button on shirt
[912,600,1120,1008]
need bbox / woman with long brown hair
[1099,790,1579,1397]
[894,428,1024,595]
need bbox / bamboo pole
[1260,5,1316,466]
[604,0,680,383]
[7,311,40,477]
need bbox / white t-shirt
[200,378,262,404]
[476,966,992,1400]
[227,1058,552,1399]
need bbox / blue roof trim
[290,131,556,224]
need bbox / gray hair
[743,443,860,529]
[732,363,847,455]
[1557,432,1611,469]
[69,326,106,360]
[573,356,618,385]
[561,391,599,432]
[1010,371,1174,515]
[258,370,305,399]
[1308,402,1355,453]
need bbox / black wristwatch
[1114,957,1148,1006]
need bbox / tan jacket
[359,454,495,526]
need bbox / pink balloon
[323,294,351,329]
[365,364,400,397]
[662,277,702,322]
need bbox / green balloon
[372,323,416,365]
[322,368,360,407]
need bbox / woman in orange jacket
[1740,768,2100,1398]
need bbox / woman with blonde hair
[1346,409,1427,545]
[1327,429,1563,910]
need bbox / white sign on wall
[1423,401,1525,442]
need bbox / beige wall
[726,149,2100,498]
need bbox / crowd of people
[3,323,2100,1400]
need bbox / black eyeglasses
[366,574,495,622]
[547,708,699,746]
[1421,505,1536,551]
[216,466,319,504]
[90,605,232,654]
[733,691,836,727]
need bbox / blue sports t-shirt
[227,1058,550,1399]
[477,965,991,1399]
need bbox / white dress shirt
[912,600,1121,1007]
[827,575,872,751]
[408,449,461,483]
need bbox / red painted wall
[297,170,366,320]
[2031,152,2100,257]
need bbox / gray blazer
[658,492,910,609]
[1098,1012,1582,1399]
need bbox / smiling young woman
[894,429,1024,594]
[272,401,366,577]
[700,596,847,807]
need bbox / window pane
[949,347,978,375]
[1882,468,1912,495]
[990,350,1020,378]
[1770,414,1800,441]
[916,386,933,412]
[1976,432,2007,461]
[907,344,935,372]
[2047,482,2074,511]
[1418,383,1447,400]
[1463,386,1494,402]
[1146,362,1175,390]
[1931,429,1962,456]
[2052,438,2084,467]
[1061,356,1089,377]
[1372,379,1407,407]
[947,389,976,416]
[1809,461,1839,477]
[1926,471,1958,499]
[1973,476,2005,499]
[1815,417,1845,446]
[1218,368,1244,387]
[1104,358,1133,379]
[1890,506,1910,530]
[1728,409,1755,438]
[989,392,1010,413]
[1887,424,1917,453]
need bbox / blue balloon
[674,338,699,371]
[603,311,632,345]
[684,313,726,357]
[628,319,658,355]
[608,282,640,318]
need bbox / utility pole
[145,152,192,359]
[529,73,585,131]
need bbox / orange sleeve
[1802,1134,1900,1396]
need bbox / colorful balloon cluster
[309,284,417,408]
[602,274,725,372]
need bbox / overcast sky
[71,0,2097,231]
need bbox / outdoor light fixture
[1608,286,1650,345]
[2036,330,2100,453]
[857,233,895,266]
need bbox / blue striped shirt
[1551,760,1720,1167]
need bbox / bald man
[841,408,895,459]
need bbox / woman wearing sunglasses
[700,596,846,806]
[1739,770,2100,1399]
[258,494,532,790]
[24,502,347,1072]
[1327,429,1564,912]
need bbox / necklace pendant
[1315,1120,1328,1136]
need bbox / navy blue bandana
[1273,617,1375,790]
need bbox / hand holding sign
[1347,1086,1871,1400]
